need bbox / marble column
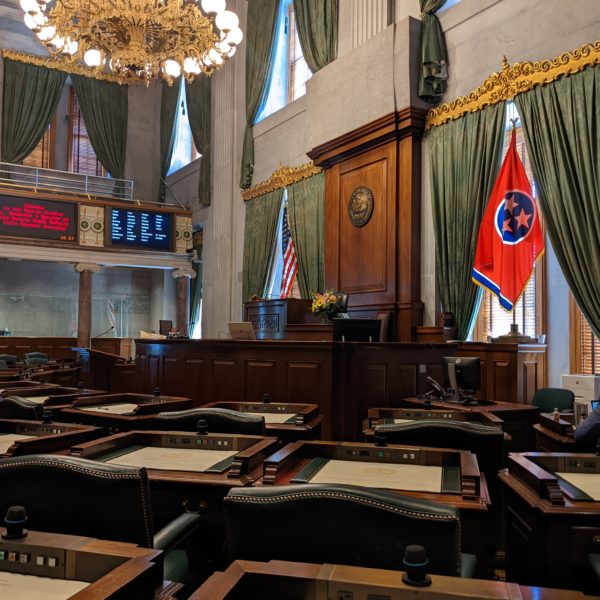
[75,263,100,348]
[172,268,196,337]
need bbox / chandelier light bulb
[183,57,202,74]
[225,27,243,46]
[36,25,56,41]
[49,35,65,50]
[162,59,182,78]
[23,13,37,29]
[215,10,239,33]
[63,38,78,55]
[84,48,103,67]
[19,0,39,13]
[208,48,224,66]
[201,0,226,15]
[224,45,236,58]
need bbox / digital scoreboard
[0,195,77,242]
[109,208,173,251]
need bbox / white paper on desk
[557,472,600,501]
[245,412,296,424]
[309,459,443,493]
[77,403,139,415]
[106,446,238,472]
[0,572,88,600]
[0,433,33,454]
[392,418,414,424]
[23,396,50,404]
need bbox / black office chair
[24,352,49,361]
[0,354,17,366]
[373,420,505,479]
[25,356,49,367]
[0,360,8,370]
[149,408,266,436]
[224,484,475,577]
[0,396,42,420]
[0,454,199,581]
[334,292,349,314]
[532,387,575,413]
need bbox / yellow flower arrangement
[311,290,340,319]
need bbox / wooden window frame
[570,295,600,374]
[67,87,106,177]
[22,116,56,170]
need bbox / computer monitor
[442,356,481,403]
[333,319,381,342]
[159,320,173,336]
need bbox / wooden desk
[191,559,597,600]
[499,452,600,591]
[202,401,324,442]
[258,440,490,561]
[77,348,136,393]
[91,337,133,359]
[401,397,539,451]
[29,365,81,387]
[534,413,578,452]
[0,419,103,457]
[58,393,192,432]
[0,529,163,599]
[363,406,504,441]
[70,430,279,568]
[1,385,105,408]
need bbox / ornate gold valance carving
[1,49,125,84]
[242,162,322,202]
[425,40,600,129]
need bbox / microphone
[91,325,115,340]
[402,545,432,587]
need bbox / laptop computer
[228,322,256,340]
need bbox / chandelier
[19,0,243,85]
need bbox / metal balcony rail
[0,162,134,203]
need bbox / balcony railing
[0,162,135,203]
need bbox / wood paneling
[309,108,427,341]
[0,337,77,361]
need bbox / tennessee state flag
[472,131,544,310]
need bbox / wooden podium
[76,348,136,393]
[243,299,332,341]
[91,337,133,359]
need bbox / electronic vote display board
[109,207,173,251]
[0,195,77,242]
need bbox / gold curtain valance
[425,39,600,129]
[1,49,126,85]
[241,162,322,202]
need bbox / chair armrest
[153,512,201,554]
[589,553,600,581]
[460,553,477,578]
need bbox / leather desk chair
[0,396,42,420]
[0,360,8,370]
[25,356,49,367]
[373,420,505,481]
[24,352,49,361]
[532,387,575,413]
[0,354,17,366]
[0,454,200,582]
[224,483,475,577]
[149,407,266,435]
[334,292,349,314]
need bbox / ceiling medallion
[19,0,243,86]
[348,186,374,228]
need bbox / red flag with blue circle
[472,130,544,310]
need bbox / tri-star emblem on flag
[472,130,545,310]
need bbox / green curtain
[71,75,128,179]
[516,66,600,338]
[189,245,203,337]
[242,188,284,300]
[427,102,506,339]
[240,0,280,189]
[186,75,212,206]
[158,78,180,202]
[418,0,448,104]
[287,172,325,297]
[293,0,339,74]
[1,59,66,164]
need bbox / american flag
[280,206,297,298]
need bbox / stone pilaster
[75,263,100,348]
